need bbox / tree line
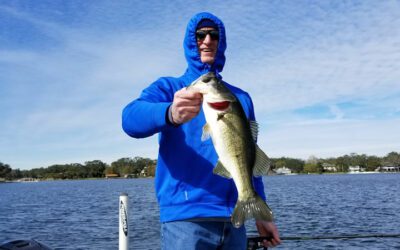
[1,152,399,181]
[0,157,156,181]
[272,151,400,174]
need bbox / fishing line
[247,234,400,250]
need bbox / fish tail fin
[231,195,274,228]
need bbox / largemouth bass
[188,72,274,228]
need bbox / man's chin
[201,56,215,65]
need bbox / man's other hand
[256,221,281,248]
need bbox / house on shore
[322,163,337,172]
[105,173,119,179]
[375,166,400,172]
[348,165,365,173]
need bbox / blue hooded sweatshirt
[122,12,266,223]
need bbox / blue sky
[1,1,399,170]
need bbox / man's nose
[203,34,212,44]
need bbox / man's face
[196,27,219,65]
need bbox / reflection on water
[1,174,399,249]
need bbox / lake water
[1,173,399,249]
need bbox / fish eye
[203,76,212,83]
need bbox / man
[122,12,281,249]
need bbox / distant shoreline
[2,171,399,183]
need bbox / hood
[183,12,227,78]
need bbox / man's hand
[256,221,281,248]
[170,88,203,125]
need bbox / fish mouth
[207,101,231,111]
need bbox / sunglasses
[196,30,219,41]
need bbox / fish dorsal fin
[213,160,232,179]
[253,144,271,176]
[201,123,212,141]
[249,120,259,142]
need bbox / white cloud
[225,32,400,116]
[259,118,400,160]
[327,105,343,120]
[223,1,400,117]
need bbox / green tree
[133,157,155,175]
[285,158,304,173]
[274,159,286,169]
[0,162,12,179]
[316,162,324,173]
[146,165,156,177]
[383,152,400,166]
[303,156,322,173]
[366,156,381,171]
[9,169,23,179]
[110,158,135,176]
[85,160,107,178]
[335,156,350,172]
[107,157,157,177]
[349,153,368,168]
[303,163,318,173]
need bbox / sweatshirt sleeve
[253,177,267,201]
[122,78,175,138]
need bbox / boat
[16,178,39,183]
[0,239,52,250]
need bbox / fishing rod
[247,234,400,250]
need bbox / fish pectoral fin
[213,160,232,179]
[201,123,212,141]
[249,120,259,142]
[253,144,271,176]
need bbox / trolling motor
[0,240,52,250]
